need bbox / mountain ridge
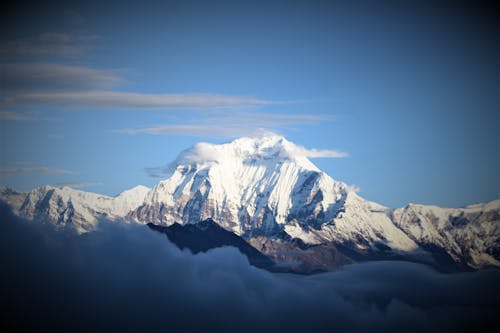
[1,134,499,272]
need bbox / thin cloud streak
[144,166,170,179]
[296,147,348,158]
[52,182,103,189]
[38,32,100,43]
[0,111,60,122]
[207,111,333,126]
[0,167,75,175]
[0,40,84,57]
[0,63,279,110]
[0,30,97,58]
[0,111,33,121]
[115,113,332,137]
[3,91,273,110]
[116,124,267,137]
[0,63,125,92]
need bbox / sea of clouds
[0,202,498,333]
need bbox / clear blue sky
[1,0,498,208]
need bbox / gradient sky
[0,0,498,208]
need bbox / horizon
[1,0,498,208]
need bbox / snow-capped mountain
[131,136,351,235]
[1,185,149,233]
[1,134,499,271]
[392,201,500,269]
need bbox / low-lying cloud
[0,203,498,333]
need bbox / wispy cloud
[206,112,332,126]
[0,28,98,58]
[38,32,99,43]
[2,91,272,110]
[144,166,170,178]
[0,63,124,92]
[52,181,103,189]
[0,110,60,122]
[143,131,347,179]
[293,146,348,158]
[0,40,84,57]
[116,124,254,137]
[115,112,331,137]
[0,111,34,121]
[0,167,75,175]
[0,62,273,110]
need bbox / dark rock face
[148,218,357,274]
[147,219,275,270]
[247,236,355,274]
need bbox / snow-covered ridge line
[1,184,150,233]
[1,134,499,269]
[172,135,322,172]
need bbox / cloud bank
[0,203,498,333]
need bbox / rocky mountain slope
[148,219,275,270]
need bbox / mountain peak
[173,134,320,172]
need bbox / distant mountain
[147,219,274,270]
[1,134,499,272]
[1,185,149,233]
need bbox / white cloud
[294,146,348,158]
[0,167,75,175]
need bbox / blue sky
[0,0,498,207]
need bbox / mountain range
[1,135,499,273]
